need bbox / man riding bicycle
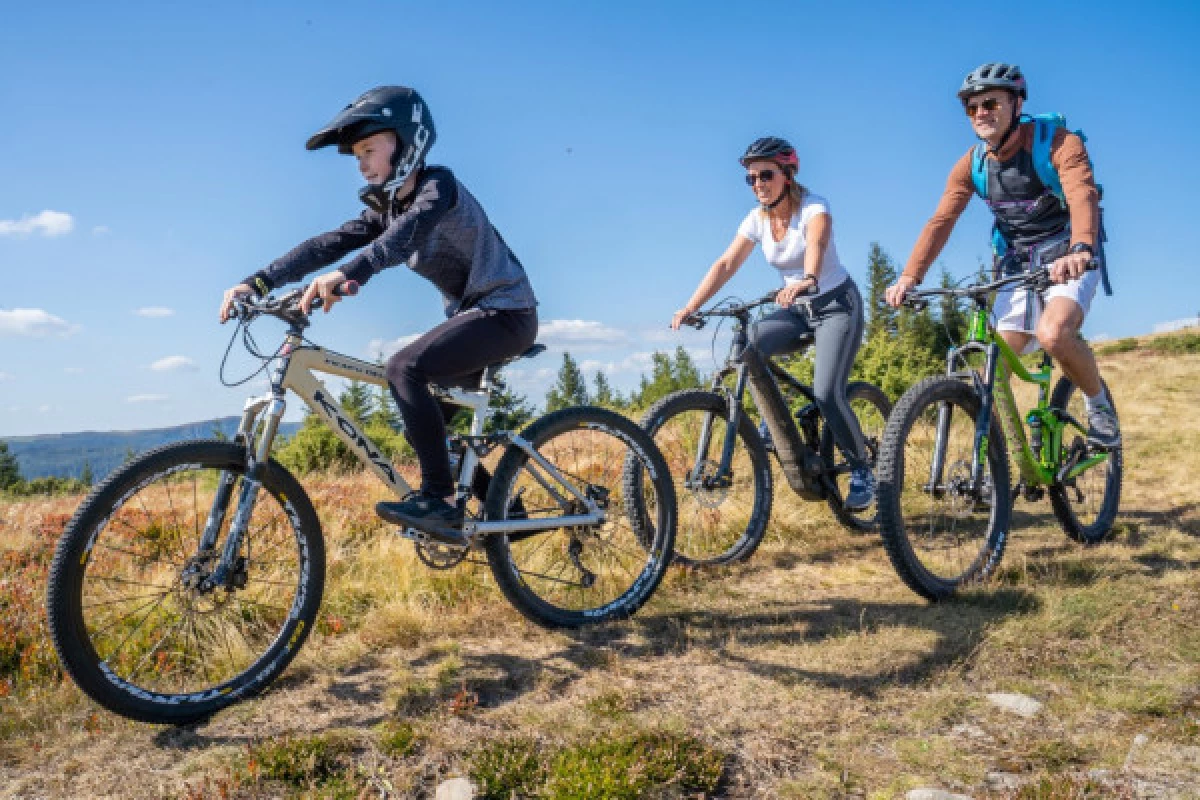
[885,62,1119,450]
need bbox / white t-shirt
[737,192,849,299]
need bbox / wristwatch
[1068,242,1094,256]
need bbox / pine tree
[630,348,704,409]
[592,370,624,409]
[935,267,970,355]
[545,352,590,411]
[80,460,94,487]
[486,384,536,433]
[671,346,701,388]
[0,441,22,490]
[371,379,402,430]
[340,380,375,423]
[865,241,899,340]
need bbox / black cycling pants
[386,307,538,497]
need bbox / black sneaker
[1086,404,1121,450]
[377,492,466,546]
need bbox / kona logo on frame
[314,390,397,484]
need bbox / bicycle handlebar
[229,280,360,322]
[900,260,1099,311]
[681,284,819,329]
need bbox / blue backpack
[970,113,1112,295]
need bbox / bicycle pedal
[395,526,470,546]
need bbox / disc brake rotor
[689,459,729,509]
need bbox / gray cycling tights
[748,279,868,469]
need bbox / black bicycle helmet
[957,62,1027,103]
[739,136,799,170]
[306,85,437,211]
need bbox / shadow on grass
[386,588,1043,710]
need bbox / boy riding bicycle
[218,86,538,542]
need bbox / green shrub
[543,731,725,799]
[469,737,546,799]
[1148,330,1200,355]
[248,732,354,788]
[376,721,419,758]
[1096,337,1139,355]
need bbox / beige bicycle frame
[231,332,604,536]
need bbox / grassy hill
[0,333,1196,798]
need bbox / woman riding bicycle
[670,137,874,511]
[218,85,538,540]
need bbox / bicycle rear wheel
[46,440,323,724]
[483,407,675,628]
[876,377,1012,600]
[1049,377,1122,544]
[820,381,892,532]
[634,389,773,566]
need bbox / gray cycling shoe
[844,466,876,512]
[377,492,467,546]
[1086,404,1121,450]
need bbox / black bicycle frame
[697,316,827,501]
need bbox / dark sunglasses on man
[964,97,1003,118]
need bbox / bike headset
[306,85,438,214]
[740,137,800,211]
[958,62,1027,156]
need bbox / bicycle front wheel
[820,381,892,532]
[46,440,324,724]
[1049,377,1122,544]
[876,377,1012,600]
[634,389,772,566]
[483,407,676,628]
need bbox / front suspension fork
[198,394,286,590]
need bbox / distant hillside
[3,417,302,482]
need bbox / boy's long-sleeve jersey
[245,166,537,317]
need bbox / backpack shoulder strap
[970,143,989,199]
[1029,114,1066,203]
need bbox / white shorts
[993,268,1101,335]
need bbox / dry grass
[1,343,1198,798]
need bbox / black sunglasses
[745,169,778,186]
[965,97,1002,118]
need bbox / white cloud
[64,367,85,374]
[92,225,110,235]
[0,371,11,381]
[37,405,52,413]
[127,394,169,404]
[367,334,421,361]
[135,307,175,318]
[1090,333,1112,342]
[1153,317,1199,334]
[537,319,629,351]
[0,210,74,237]
[0,308,81,338]
[150,355,198,372]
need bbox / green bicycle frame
[933,304,1109,493]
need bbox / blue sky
[2,0,1197,437]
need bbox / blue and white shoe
[845,465,876,512]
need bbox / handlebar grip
[681,316,706,330]
[309,280,360,311]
